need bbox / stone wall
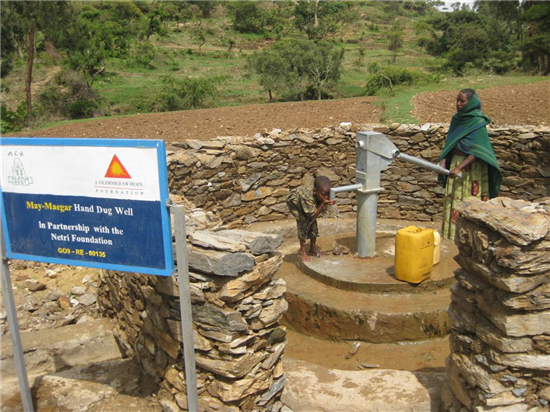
[442,197,550,411]
[97,214,288,412]
[167,124,549,225]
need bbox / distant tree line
[417,0,550,75]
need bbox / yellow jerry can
[394,226,434,284]
[433,230,441,266]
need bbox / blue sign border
[0,137,175,276]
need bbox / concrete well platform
[298,231,458,294]
[248,218,459,345]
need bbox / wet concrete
[279,257,452,343]
[299,232,458,294]
[247,217,455,370]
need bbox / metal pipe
[173,205,199,412]
[394,152,462,178]
[330,183,363,200]
[1,218,34,411]
[357,191,377,258]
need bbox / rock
[78,294,96,306]
[71,286,87,296]
[458,197,549,246]
[239,173,262,192]
[450,353,506,395]
[256,299,288,328]
[23,298,39,312]
[58,295,72,310]
[214,229,282,255]
[262,342,286,369]
[242,187,272,202]
[218,257,282,303]
[475,293,550,337]
[332,241,350,255]
[26,280,47,292]
[192,304,248,333]
[282,359,433,412]
[189,230,247,253]
[223,193,241,208]
[488,350,550,371]
[316,166,340,182]
[197,329,238,344]
[207,368,271,402]
[449,303,533,353]
[196,351,265,379]
[187,247,255,277]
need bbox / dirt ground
[15,97,382,146]
[11,81,550,147]
[412,81,550,126]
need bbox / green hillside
[1,1,548,132]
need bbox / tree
[230,2,266,34]
[519,1,550,74]
[192,28,207,55]
[303,42,345,100]
[247,50,288,102]
[387,27,404,63]
[273,40,344,100]
[0,2,24,79]
[293,1,347,40]
[3,1,70,126]
[61,4,129,89]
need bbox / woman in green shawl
[438,89,502,240]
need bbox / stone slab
[282,359,434,412]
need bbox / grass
[377,75,550,124]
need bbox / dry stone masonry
[97,206,288,412]
[442,197,550,412]
[167,123,549,225]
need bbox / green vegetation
[1,0,548,132]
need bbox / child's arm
[307,195,335,228]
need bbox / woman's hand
[449,167,461,179]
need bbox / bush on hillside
[125,42,156,68]
[133,76,220,113]
[364,65,439,96]
[1,102,28,133]
[38,70,102,120]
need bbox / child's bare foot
[309,247,321,258]
[301,252,311,262]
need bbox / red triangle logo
[105,155,131,179]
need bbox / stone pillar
[97,225,287,411]
[442,197,550,412]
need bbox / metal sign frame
[0,138,174,276]
[0,138,199,411]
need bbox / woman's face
[456,92,469,112]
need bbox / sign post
[0,138,196,411]
[1,218,34,412]
[174,205,199,411]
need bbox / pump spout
[329,183,363,200]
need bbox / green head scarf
[439,90,502,198]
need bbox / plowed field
[14,81,549,146]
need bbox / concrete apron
[248,217,458,343]
[248,217,454,411]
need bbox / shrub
[364,65,438,96]
[1,102,28,133]
[133,76,220,113]
[125,42,156,68]
[38,69,102,120]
